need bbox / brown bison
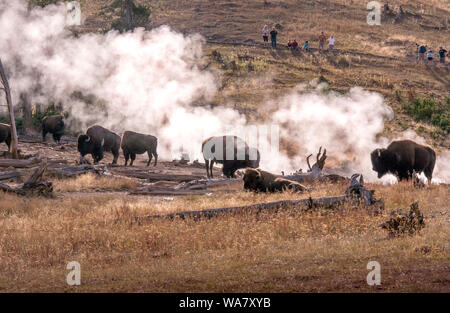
[0,123,11,151]
[243,168,307,193]
[202,135,260,178]
[371,140,436,182]
[78,125,121,164]
[42,114,65,143]
[121,131,158,166]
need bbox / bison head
[243,168,263,191]
[77,135,104,163]
[370,148,397,178]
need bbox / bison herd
[0,114,439,190]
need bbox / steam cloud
[0,0,448,183]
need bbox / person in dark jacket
[438,46,447,66]
[270,27,277,48]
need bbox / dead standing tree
[0,58,19,158]
[285,147,347,183]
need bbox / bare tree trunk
[125,0,133,30]
[20,93,33,133]
[0,58,19,159]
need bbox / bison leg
[204,159,210,178]
[130,153,136,166]
[146,150,152,167]
[209,160,215,178]
[123,150,130,166]
[112,150,119,165]
[5,135,11,152]
[153,151,158,166]
[42,128,47,142]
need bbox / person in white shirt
[327,35,335,52]
[427,50,433,65]
[262,25,269,45]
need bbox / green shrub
[0,116,24,134]
[30,0,59,7]
[403,97,450,133]
[32,105,65,128]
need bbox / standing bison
[42,114,65,143]
[121,131,158,166]
[77,125,121,164]
[202,135,260,178]
[0,123,11,151]
[371,140,436,182]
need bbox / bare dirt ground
[0,137,449,292]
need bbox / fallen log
[0,170,20,181]
[0,161,53,196]
[130,189,214,196]
[46,164,104,178]
[110,169,205,182]
[135,174,384,222]
[0,157,41,168]
[131,178,242,196]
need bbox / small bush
[403,97,450,133]
[32,105,65,128]
[30,0,59,7]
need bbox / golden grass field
[0,174,448,292]
[0,0,447,293]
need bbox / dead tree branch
[135,174,383,222]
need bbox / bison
[370,140,436,182]
[243,168,307,193]
[78,125,121,164]
[42,114,65,143]
[202,135,260,178]
[120,130,158,166]
[0,123,11,151]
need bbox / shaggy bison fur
[120,130,158,166]
[42,114,65,143]
[78,125,121,164]
[243,168,307,193]
[0,123,11,151]
[371,140,436,182]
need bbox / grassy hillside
[41,0,450,147]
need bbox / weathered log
[135,174,383,222]
[0,157,41,168]
[46,164,106,178]
[0,161,53,196]
[130,189,215,196]
[0,170,20,181]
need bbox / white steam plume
[0,0,448,183]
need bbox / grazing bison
[78,125,121,164]
[42,114,65,143]
[121,131,158,166]
[0,123,11,151]
[371,140,436,182]
[243,168,307,193]
[202,135,260,178]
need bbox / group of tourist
[262,26,335,52]
[417,44,447,66]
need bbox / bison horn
[85,136,91,143]
[101,138,105,147]
[377,149,381,157]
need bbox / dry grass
[54,173,140,193]
[0,181,448,292]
